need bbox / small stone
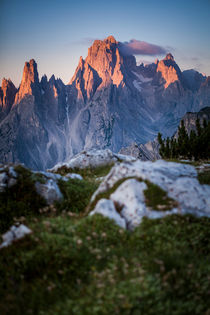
[64,173,83,180]
[0,224,32,249]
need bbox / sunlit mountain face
[0,36,209,170]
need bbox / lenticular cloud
[119,39,167,56]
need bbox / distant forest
[158,118,210,160]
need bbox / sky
[0,0,210,87]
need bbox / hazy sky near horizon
[0,0,210,87]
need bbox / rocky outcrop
[51,149,136,172]
[0,78,17,121]
[174,106,210,137]
[89,160,210,230]
[139,139,161,160]
[119,139,161,161]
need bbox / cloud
[119,39,167,56]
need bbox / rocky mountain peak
[164,53,174,61]
[156,53,182,88]
[40,75,48,90]
[83,35,126,87]
[22,59,39,84]
[68,35,127,103]
[49,75,56,84]
[104,35,117,44]
[14,59,40,105]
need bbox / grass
[144,180,178,211]
[165,159,210,167]
[1,163,210,314]
[54,164,114,180]
[56,178,98,215]
[197,170,210,185]
[0,214,210,314]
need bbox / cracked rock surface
[90,160,210,229]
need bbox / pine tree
[165,137,170,158]
[177,120,189,158]
[203,118,207,129]
[196,118,202,137]
[157,117,210,160]
[158,132,166,158]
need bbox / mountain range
[0,35,210,170]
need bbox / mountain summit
[156,53,183,88]
[0,36,209,170]
[14,59,40,105]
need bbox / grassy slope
[0,164,210,314]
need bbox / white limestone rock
[110,178,178,230]
[8,166,17,178]
[51,149,136,172]
[89,160,210,230]
[0,166,18,191]
[0,165,81,204]
[64,173,83,180]
[0,172,8,192]
[33,170,83,182]
[90,198,126,229]
[91,159,197,202]
[0,224,32,249]
[35,179,63,205]
[110,179,147,230]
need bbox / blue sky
[0,0,210,86]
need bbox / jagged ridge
[0,35,210,170]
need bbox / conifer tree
[158,117,210,160]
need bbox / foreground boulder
[89,160,210,230]
[51,149,136,172]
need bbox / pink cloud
[119,39,167,56]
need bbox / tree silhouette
[158,118,210,160]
